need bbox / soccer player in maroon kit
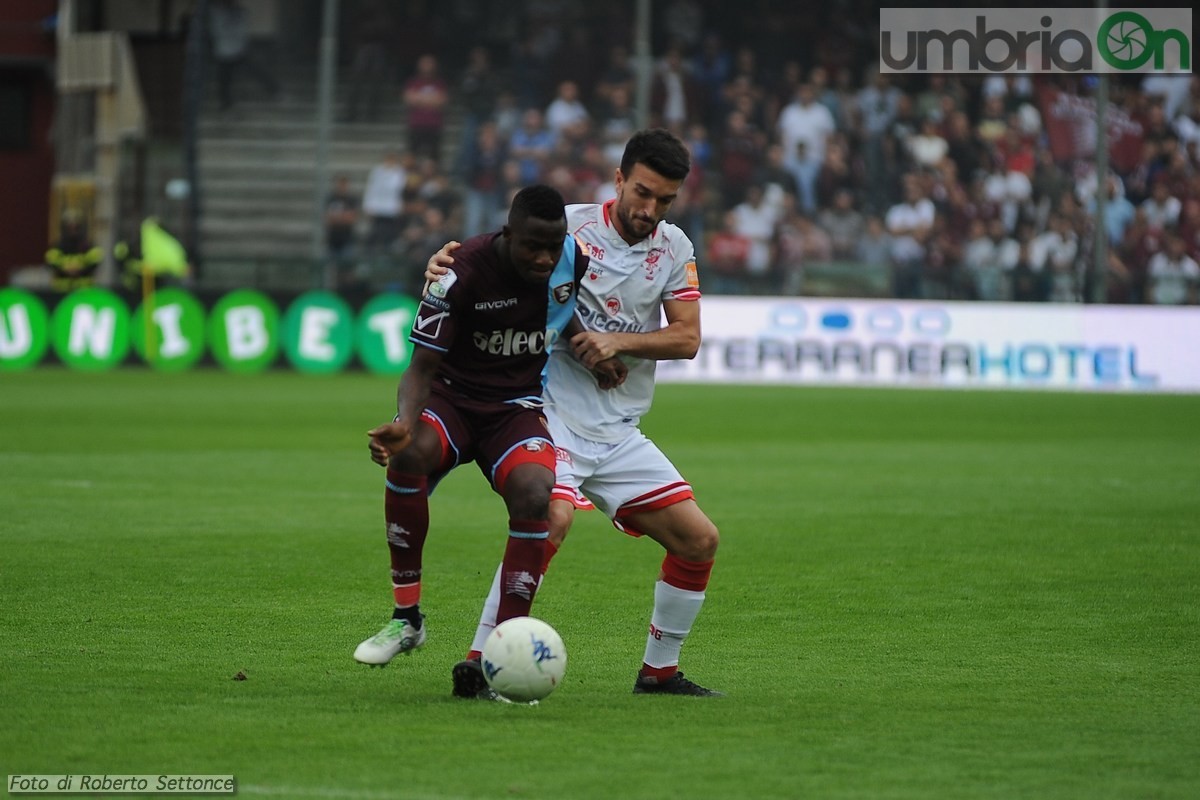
[354,185,615,668]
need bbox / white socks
[642,580,705,669]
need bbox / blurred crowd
[323,0,1200,305]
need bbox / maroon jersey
[409,232,587,404]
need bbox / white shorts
[546,412,694,537]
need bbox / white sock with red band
[640,554,713,681]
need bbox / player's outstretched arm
[367,346,442,466]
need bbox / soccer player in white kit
[434,129,723,697]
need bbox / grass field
[2,368,1198,799]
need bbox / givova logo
[880,8,1191,73]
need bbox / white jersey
[545,201,701,443]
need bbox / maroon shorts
[420,382,554,493]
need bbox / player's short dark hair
[508,185,566,226]
[620,128,691,182]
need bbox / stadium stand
[194,0,1199,305]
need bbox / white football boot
[353,616,426,666]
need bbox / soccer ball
[481,616,567,702]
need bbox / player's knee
[387,427,443,474]
[501,467,553,520]
[680,518,719,562]
[388,446,438,475]
[506,490,550,521]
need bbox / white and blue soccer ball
[481,616,567,702]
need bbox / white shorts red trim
[546,411,693,537]
[551,484,596,510]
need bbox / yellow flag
[140,218,189,276]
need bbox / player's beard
[616,204,656,242]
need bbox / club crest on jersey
[644,247,665,280]
[552,282,574,304]
[605,296,621,316]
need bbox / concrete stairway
[194,75,448,291]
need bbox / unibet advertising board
[0,288,418,375]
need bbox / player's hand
[593,357,627,390]
[422,240,460,293]
[570,331,619,370]
[367,421,413,466]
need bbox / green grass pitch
[2,368,1198,799]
